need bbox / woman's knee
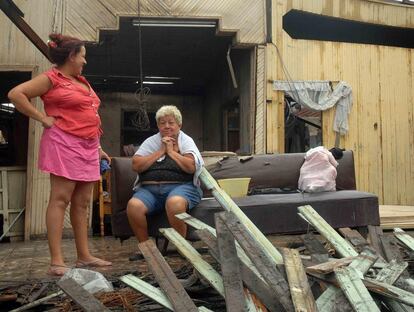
[166,196,187,214]
[127,198,148,217]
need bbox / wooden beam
[196,228,283,312]
[0,0,51,62]
[362,279,414,307]
[302,233,329,263]
[394,228,414,252]
[218,212,294,312]
[367,225,386,259]
[339,228,369,252]
[306,257,356,275]
[334,267,380,312]
[282,248,317,312]
[298,205,358,258]
[215,213,248,312]
[138,240,198,312]
[160,228,225,297]
[199,168,284,264]
[57,278,109,312]
[120,274,213,312]
[176,212,264,282]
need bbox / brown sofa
[111,151,379,240]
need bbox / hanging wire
[131,0,150,130]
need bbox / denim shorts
[132,182,203,215]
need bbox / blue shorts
[132,182,203,216]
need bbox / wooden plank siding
[267,0,414,205]
[64,0,266,46]
[0,0,266,237]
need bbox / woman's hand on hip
[41,116,55,128]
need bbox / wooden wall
[0,0,64,238]
[266,0,414,205]
[0,0,266,237]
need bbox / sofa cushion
[112,190,379,240]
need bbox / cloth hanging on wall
[273,80,353,135]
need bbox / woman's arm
[132,149,165,173]
[8,74,54,127]
[167,151,196,174]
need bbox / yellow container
[217,178,251,197]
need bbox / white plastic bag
[298,146,338,193]
[60,268,113,294]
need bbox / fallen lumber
[57,278,109,312]
[334,267,380,312]
[9,290,63,312]
[394,228,414,252]
[282,247,317,312]
[196,228,283,312]
[138,240,198,312]
[297,205,358,258]
[217,212,294,312]
[120,274,213,312]
[199,168,283,264]
[215,213,248,312]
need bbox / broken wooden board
[298,205,358,258]
[196,228,283,312]
[159,228,225,297]
[282,247,317,312]
[177,212,265,282]
[215,213,248,312]
[334,267,380,312]
[302,233,329,263]
[367,225,386,259]
[306,257,356,275]
[394,228,414,252]
[199,168,284,265]
[120,274,213,311]
[217,212,294,312]
[138,240,198,312]
[339,228,369,252]
[57,278,109,312]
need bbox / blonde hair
[155,105,182,125]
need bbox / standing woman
[8,33,112,276]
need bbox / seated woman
[127,105,204,242]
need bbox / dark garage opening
[85,17,255,157]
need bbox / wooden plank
[394,228,414,252]
[375,260,411,312]
[367,225,386,259]
[218,212,294,312]
[282,248,317,312]
[362,279,414,307]
[196,228,284,312]
[302,233,329,263]
[138,240,198,312]
[160,228,225,297]
[120,274,214,312]
[339,228,369,251]
[199,168,284,264]
[334,267,380,312]
[376,260,408,284]
[379,205,414,229]
[298,205,358,257]
[316,249,377,312]
[57,278,109,312]
[215,213,248,312]
[177,212,265,282]
[306,257,356,275]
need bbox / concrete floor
[0,237,157,283]
[0,233,304,284]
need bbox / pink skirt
[39,125,100,182]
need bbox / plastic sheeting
[273,80,353,134]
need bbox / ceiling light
[143,81,174,85]
[132,19,216,28]
[145,76,181,80]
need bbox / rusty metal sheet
[138,240,198,312]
